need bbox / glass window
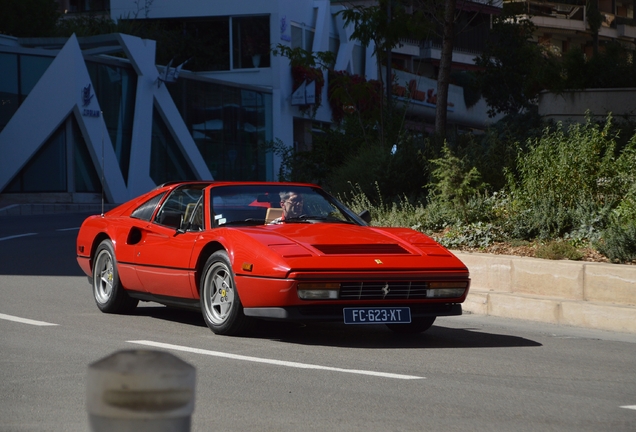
[291,25,303,49]
[290,25,316,53]
[352,44,365,76]
[72,116,100,192]
[232,16,271,69]
[304,28,315,52]
[120,17,230,71]
[167,77,273,181]
[5,123,66,192]
[150,107,195,185]
[188,198,205,231]
[0,53,18,94]
[86,61,137,184]
[154,185,205,229]
[131,192,166,221]
[20,55,53,97]
[210,185,362,227]
[329,36,340,63]
[0,53,19,132]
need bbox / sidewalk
[455,251,636,334]
[0,202,114,216]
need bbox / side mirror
[176,215,190,235]
[358,209,372,224]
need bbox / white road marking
[56,227,80,232]
[621,405,636,411]
[0,313,58,326]
[129,340,424,380]
[0,233,37,242]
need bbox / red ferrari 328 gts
[76,181,470,335]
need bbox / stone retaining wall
[453,252,636,334]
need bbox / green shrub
[595,221,636,264]
[507,116,629,239]
[340,182,427,229]
[433,222,505,249]
[417,199,459,231]
[535,241,583,261]
[428,144,485,222]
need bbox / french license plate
[343,307,411,324]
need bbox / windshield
[210,185,364,227]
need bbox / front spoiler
[243,303,462,321]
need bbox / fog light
[427,281,468,298]
[297,283,340,300]
[426,288,466,298]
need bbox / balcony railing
[511,0,635,30]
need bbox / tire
[386,316,436,334]
[92,239,138,314]
[200,251,250,335]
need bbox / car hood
[230,223,468,275]
[264,223,434,251]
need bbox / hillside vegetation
[331,114,636,264]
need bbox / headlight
[427,281,468,298]
[297,283,340,300]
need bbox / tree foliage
[475,16,559,117]
[0,0,60,37]
[338,1,430,69]
[558,43,636,91]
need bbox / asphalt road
[1,213,636,431]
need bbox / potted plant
[244,33,269,67]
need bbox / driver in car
[270,191,303,224]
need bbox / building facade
[1,0,501,203]
[509,0,636,55]
[0,33,273,203]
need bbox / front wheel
[386,316,436,334]
[200,251,250,335]
[92,239,138,314]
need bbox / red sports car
[76,181,470,335]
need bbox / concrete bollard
[87,349,196,432]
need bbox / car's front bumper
[243,303,462,321]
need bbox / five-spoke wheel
[92,240,138,313]
[200,251,250,335]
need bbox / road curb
[455,251,636,334]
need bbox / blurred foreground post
[87,350,196,432]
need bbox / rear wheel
[386,316,436,334]
[200,251,250,335]
[92,239,138,313]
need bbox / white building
[0,0,499,203]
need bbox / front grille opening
[339,281,429,300]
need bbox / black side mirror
[358,209,372,224]
[176,220,189,235]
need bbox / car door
[133,185,205,299]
